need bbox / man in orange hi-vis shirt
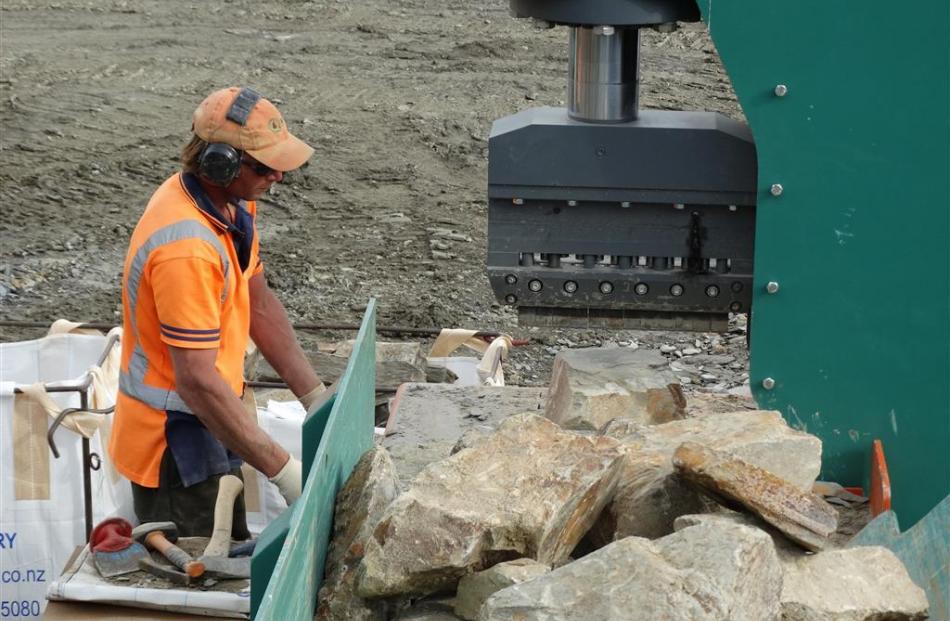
[109,87,326,538]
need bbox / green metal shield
[699,1,949,525]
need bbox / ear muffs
[197,87,262,187]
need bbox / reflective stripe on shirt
[120,219,232,414]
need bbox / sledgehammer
[197,474,251,579]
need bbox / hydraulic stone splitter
[487,1,755,332]
[485,0,949,528]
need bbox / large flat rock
[481,520,782,621]
[382,384,546,485]
[356,414,623,598]
[781,546,929,620]
[544,347,685,431]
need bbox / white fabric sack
[0,330,133,620]
[244,399,305,535]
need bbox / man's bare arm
[169,345,288,478]
[248,272,322,397]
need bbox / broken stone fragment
[453,559,550,621]
[780,546,929,620]
[316,447,401,621]
[356,414,623,598]
[673,442,837,551]
[589,410,822,542]
[544,347,685,431]
[481,520,782,621]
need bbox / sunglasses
[242,158,277,177]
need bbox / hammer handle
[203,474,244,558]
[144,531,205,577]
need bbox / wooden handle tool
[202,474,244,558]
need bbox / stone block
[590,410,822,542]
[673,442,837,551]
[544,348,685,431]
[356,414,623,598]
[481,520,782,621]
[780,546,928,620]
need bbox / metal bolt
[567,200,578,207]
[774,84,788,97]
[766,281,780,294]
[705,285,720,297]
[729,301,742,312]
[563,280,578,294]
[512,198,524,205]
[634,283,649,295]
[770,183,784,197]
[504,294,517,305]
[528,279,543,292]
[504,274,517,285]
[762,377,776,390]
[599,281,614,294]
[670,284,684,297]
[731,281,743,293]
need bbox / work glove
[269,456,302,505]
[298,382,327,413]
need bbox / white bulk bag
[0,328,132,620]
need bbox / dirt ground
[0,0,749,389]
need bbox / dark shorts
[131,450,251,540]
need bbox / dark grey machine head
[509,0,699,27]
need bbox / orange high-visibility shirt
[109,172,263,487]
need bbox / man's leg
[131,450,251,540]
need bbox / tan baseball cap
[192,87,314,172]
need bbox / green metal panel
[253,299,377,620]
[250,502,293,616]
[250,390,337,615]
[849,495,949,619]
[303,389,338,482]
[698,2,949,525]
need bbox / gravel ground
[0,0,750,393]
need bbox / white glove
[298,382,327,413]
[269,456,302,505]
